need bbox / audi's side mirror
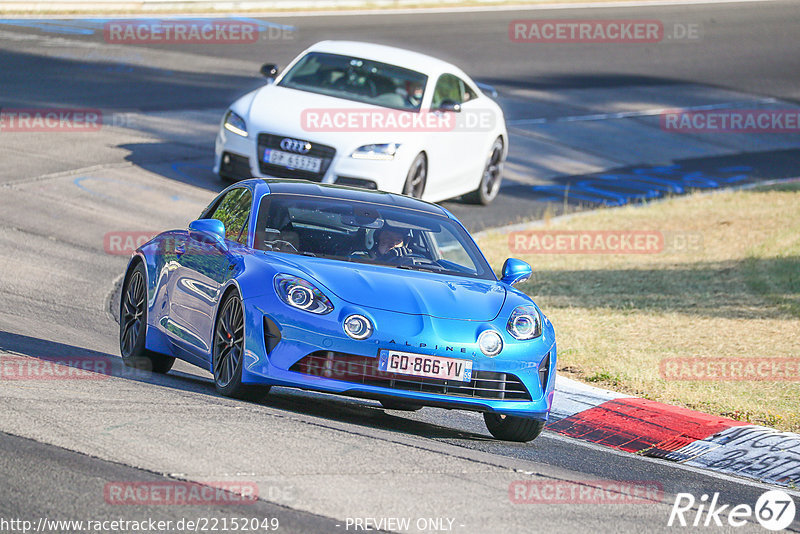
[260,63,279,81]
[438,100,462,113]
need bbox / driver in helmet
[370,224,412,261]
[404,80,424,108]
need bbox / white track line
[0,0,783,19]
[507,97,780,126]
[544,431,800,496]
[260,0,788,18]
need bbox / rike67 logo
[668,490,796,531]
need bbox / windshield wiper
[395,264,447,274]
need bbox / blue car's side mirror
[500,258,532,286]
[189,219,227,248]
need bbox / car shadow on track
[261,388,493,442]
[0,330,490,442]
[119,142,225,192]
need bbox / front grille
[257,133,336,181]
[290,351,531,401]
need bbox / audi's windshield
[277,52,428,111]
[254,194,494,280]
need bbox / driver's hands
[384,246,412,258]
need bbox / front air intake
[290,351,532,401]
[538,352,550,391]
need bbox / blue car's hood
[270,255,506,321]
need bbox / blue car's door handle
[175,244,185,257]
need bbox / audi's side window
[431,74,463,108]
[460,78,478,102]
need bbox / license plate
[263,148,322,173]
[378,349,473,382]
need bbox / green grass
[478,182,800,431]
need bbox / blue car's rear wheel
[483,413,545,442]
[119,262,175,374]
[213,291,270,401]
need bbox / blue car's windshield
[277,52,428,111]
[254,194,494,280]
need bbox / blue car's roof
[256,179,451,217]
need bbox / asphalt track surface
[1,2,800,533]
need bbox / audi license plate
[263,148,322,173]
[378,349,473,382]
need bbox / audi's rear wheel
[402,153,427,199]
[465,137,504,205]
[119,262,175,374]
[483,413,545,442]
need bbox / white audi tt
[214,40,508,204]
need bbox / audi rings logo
[280,137,312,154]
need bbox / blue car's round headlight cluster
[343,314,373,340]
[287,285,314,309]
[274,274,334,314]
[507,305,542,340]
[478,330,503,357]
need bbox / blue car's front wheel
[379,399,422,412]
[484,413,545,443]
[213,291,270,402]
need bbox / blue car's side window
[208,188,252,245]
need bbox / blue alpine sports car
[119,179,556,441]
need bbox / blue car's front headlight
[507,305,542,340]
[478,330,503,357]
[274,274,333,315]
[223,110,248,137]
